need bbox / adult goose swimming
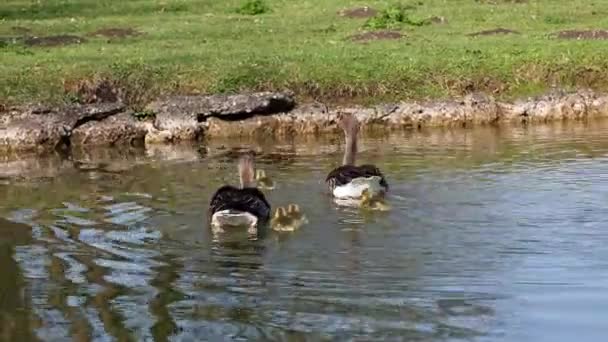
[209,153,271,230]
[326,113,388,199]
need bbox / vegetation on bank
[2,0,608,108]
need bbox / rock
[71,112,146,147]
[146,91,295,143]
[463,92,501,125]
[202,90,608,138]
[0,102,126,152]
[0,114,71,153]
[147,91,295,120]
[3,89,608,156]
[200,92,295,119]
[589,93,608,117]
[151,110,204,142]
[391,100,469,128]
[502,89,596,123]
[65,102,125,126]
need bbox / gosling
[255,169,275,190]
[360,189,391,211]
[287,204,309,226]
[271,205,307,232]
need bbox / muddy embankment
[2,89,608,156]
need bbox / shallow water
[1,121,608,341]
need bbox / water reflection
[1,120,608,340]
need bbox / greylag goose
[209,153,271,229]
[326,113,388,199]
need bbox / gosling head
[361,189,372,202]
[256,169,267,179]
[287,204,300,215]
[274,206,287,219]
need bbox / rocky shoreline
[2,89,608,155]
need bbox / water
[1,121,608,341]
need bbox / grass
[2,0,608,107]
[235,0,271,16]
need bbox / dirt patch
[89,27,142,39]
[349,30,403,43]
[24,35,86,47]
[64,78,120,104]
[338,7,378,18]
[442,76,508,96]
[555,29,608,40]
[11,26,31,35]
[467,28,520,37]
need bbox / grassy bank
[2,0,608,107]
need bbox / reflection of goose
[271,205,307,232]
[255,169,275,190]
[326,113,388,199]
[360,189,391,211]
[209,153,271,231]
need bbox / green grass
[2,0,608,107]
[235,0,271,16]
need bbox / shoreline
[2,115,608,181]
[1,89,608,157]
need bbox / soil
[24,35,86,47]
[338,7,378,18]
[349,30,403,43]
[64,78,120,104]
[555,30,608,40]
[88,27,142,39]
[467,28,520,36]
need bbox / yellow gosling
[255,169,275,190]
[360,189,391,211]
[271,207,297,232]
[287,203,309,225]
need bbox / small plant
[132,109,156,121]
[543,15,568,25]
[236,0,270,16]
[363,4,429,30]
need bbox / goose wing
[209,185,271,222]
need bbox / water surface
[1,121,608,341]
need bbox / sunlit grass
[2,0,608,106]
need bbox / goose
[326,113,388,199]
[209,153,271,231]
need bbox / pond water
[1,121,608,341]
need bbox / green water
[1,121,608,341]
